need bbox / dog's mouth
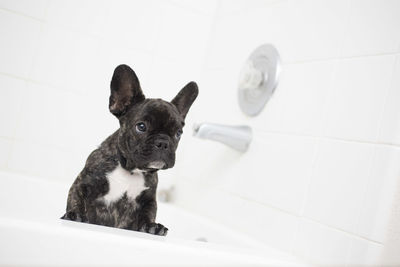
[144,161,166,171]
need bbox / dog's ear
[171,81,198,119]
[109,64,145,117]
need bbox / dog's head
[109,64,198,171]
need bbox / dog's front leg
[61,180,88,222]
[62,175,105,223]
[137,199,168,236]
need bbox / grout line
[0,7,45,22]
[0,136,15,142]
[0,71,38,83]
[334,0,353,66]
[0,72,89,97]
[1,164,71,184]
[301,216,384,246]
[144,2,167,60]
[318,57,339,140]
[163,0,217,17]
[187,148,394,247]
[217,184,385,246]
[7,79,27,153]
[199,0,224,80]
[376,56,398,145]
[215,0,289,19]
[288,57,340,254]
[256,129,400,149]
[221,188,302,218]
[298,140,320,217]
[0,71,53,86]
[352,147,379,240]
[141,2,164,84]
[202,51,400,73]
[291,139,320,255]
[43,19,156,56]
[2,5,156,60]
[0,135,17,172]
[284,51,400,66]
[0,134,89,155]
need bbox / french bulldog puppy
[61,64,198,236]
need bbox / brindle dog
[61,64,198,236]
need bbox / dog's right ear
[109,64,145,117]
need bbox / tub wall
[174,0,400,265]
[0,0,215,183]
[1,0,400,266]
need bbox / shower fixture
[238,44,281,116]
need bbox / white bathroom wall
[173,0,400,265]
[0,0,216,182]
[1,0,400,266]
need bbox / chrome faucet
[193,123,252,152]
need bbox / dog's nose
[155,140,169,150]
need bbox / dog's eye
[176,129,183,139]
[136,122,147,133]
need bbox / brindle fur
[61,64,198,236]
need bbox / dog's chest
[101,164,149,205]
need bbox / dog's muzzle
[147,161,165,169]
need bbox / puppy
[61,64,198,236]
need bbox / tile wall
[174,0,400,265]
[1,0,399,265]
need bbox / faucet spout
[193,123,252,152]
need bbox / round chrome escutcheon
[238,44,281,117]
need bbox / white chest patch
[101,164,149,205]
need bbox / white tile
[204,1,291,69]
[226,133,317,215]
[101,0,162,53]
[92,40,154,98]
[154,4,212,68]
[147,57,203,100]
[356,146,400,243]
[340,0,400,57]
[218,0,282,16]
[14,82,117,154]
[282,0,350,62]
[323,55,395,142]
[45,0,108,36]
[303,139,374,234]
[172,128,246,198]
[29,23,74,87]
[167,0,218,16]
[30,24,103,94]
[195,69,246,124]
[380,213,400,267]
[0,9,41,78]
[0,75,26,138]
[175,180,298,252]
[379,56,400,145]
[64,145,89,182]
[293,218,351,266]
[257,61,334,135]
[8,139,76,182]
[209,0,350,66]
[0,137,13,169]
[346,237,383,266]
[0,0,47,19]
[223,192,298,253]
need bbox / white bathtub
[0,171,308,266]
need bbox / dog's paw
[139,222,168,236]
[61,211,85,222]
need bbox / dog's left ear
[171,81,199,119]
[109,64,145,117]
